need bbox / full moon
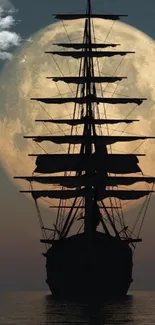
[0,18,155,207]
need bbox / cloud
[0,14,15,29]
[0,0,14,10]
[0,50,11,59]
[0,1,21,60]
[0,31,20,50]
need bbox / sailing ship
[15,0,155,298]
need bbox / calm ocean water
[0,291,155,325]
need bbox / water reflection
[0,291,155,325]
[44,295,134,325]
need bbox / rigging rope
[92,18,126,228]
[29,182,49,250]
[52,22,86,236]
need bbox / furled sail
[20,189,153,200]
[24,135,154,145]
[53,43,120,49]
[106,176,155,187]
[32,153,142,174]
[15,176,155,188]
[53,14,128,20]
[49,76,126,84]
[31,95,146,105]
[45,50,134,58]
[35,118,139,125]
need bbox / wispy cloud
[0,0,21,60]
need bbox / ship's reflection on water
[44,295,134,325]
[0,291,155,324]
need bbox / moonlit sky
[1,0,155,291]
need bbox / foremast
[15,0,155,246]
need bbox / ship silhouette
[15,0,155,298]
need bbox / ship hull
[45,232,133,299]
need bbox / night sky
[1,0,155,291]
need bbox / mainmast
[83,0,94,237]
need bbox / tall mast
[88,0,91,15]
[84,0,94,237]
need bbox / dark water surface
[0,291,155,325]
